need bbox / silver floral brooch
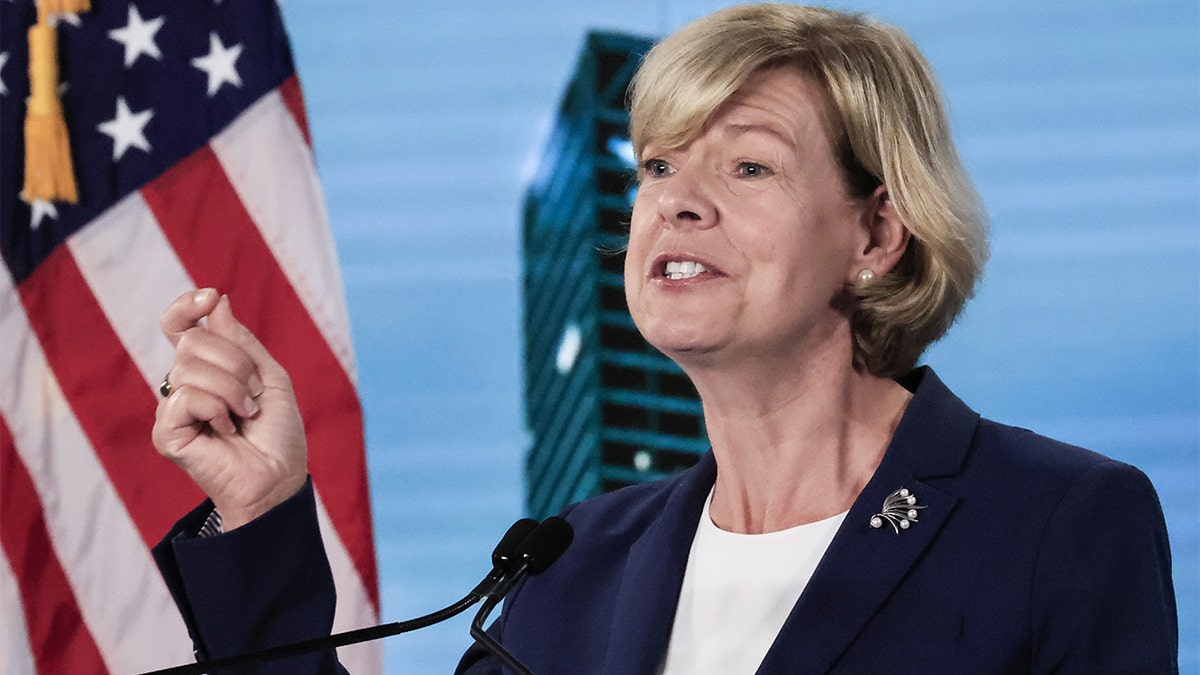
[869,487,925,534]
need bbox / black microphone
[469,516,575,675]
[140,517,542,675]
[473,517,540,593]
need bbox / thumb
[161,288,220,347]
[206,295,288,386]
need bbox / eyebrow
[720,123,794,148]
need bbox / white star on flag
[191,32,243,96]
[29,199,58,230]
[1,1,380,672]
[0,52,7,96]
[108,5,164,68]
[97,96,154,160]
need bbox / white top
[660,490,847,674]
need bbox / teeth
[664,260,708,280]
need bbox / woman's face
[625,66,869,368]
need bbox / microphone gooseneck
[139,517,558,675]
[469,516,575,675]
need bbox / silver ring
[159,373,173,398]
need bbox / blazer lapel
[757,467,959,674]
[757,368,978,674]
[601,453,717,675]
[591,368,976,674]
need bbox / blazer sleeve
[151,478,346,674]
[1029,459,1178,673]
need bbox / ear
[851,185,910,281]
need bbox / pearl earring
[857,269,876,285]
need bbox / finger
[206,295,287,390]
[153,386,238,459]
[172,349,262,419]
[174,326,265,409]
[161,288,221,347]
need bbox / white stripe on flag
[0,268,194,674]
[69,127,380,672]
[67,191,195,392]
[0,552,37,675]
[212,87,381,666]
[212,90,358,382]
[316,490,384,673]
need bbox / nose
[655,171,716,230]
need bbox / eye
[641,158,674,179]
[736,161,772,178]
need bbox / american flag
[0,1,380,672]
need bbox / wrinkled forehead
[632,62,842,161]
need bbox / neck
[681,341,911,535]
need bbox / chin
[629,298,728,355]
[640,321,722,359]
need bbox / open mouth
[652,250,723,281]
[664,260,708,280]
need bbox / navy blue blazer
[155,368,1178,673]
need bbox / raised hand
[152,288,308,530]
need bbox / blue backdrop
[281,2,1198,671]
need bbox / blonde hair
[629,3,989,377]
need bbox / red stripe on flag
[16,247,204,546]
[0,415,110,675]
[279,75,312,147]
[142,143,379,609]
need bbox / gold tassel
[22,8,78,204]
[37,0,90,15]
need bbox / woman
[153,4,1177,673]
